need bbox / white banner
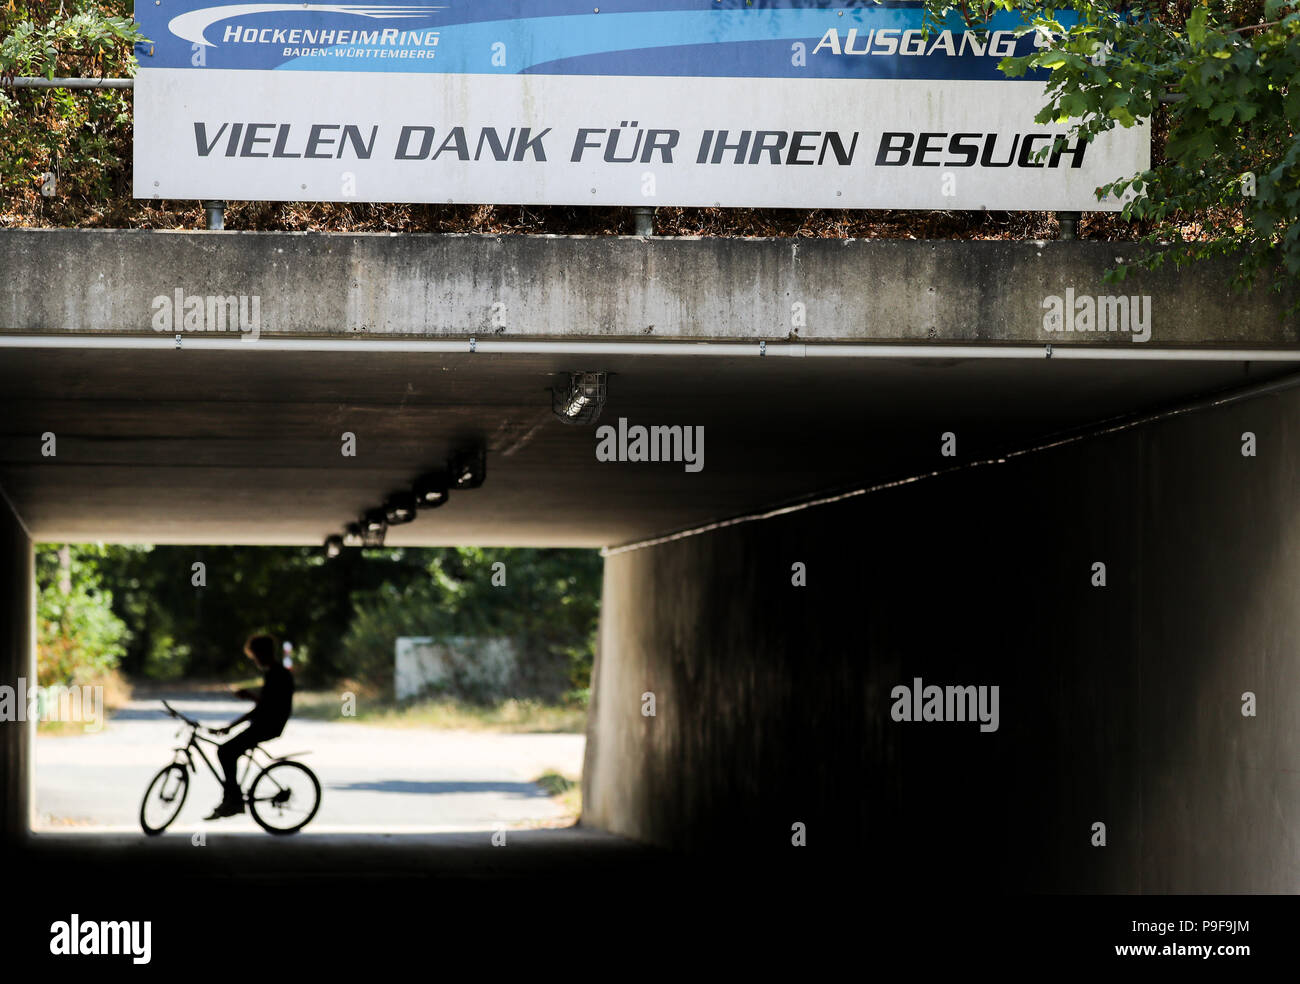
[133,2,1149,210]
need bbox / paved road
[35,694,585,834]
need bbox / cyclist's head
[243,633,277,668]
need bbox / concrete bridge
[2,229,1298,959]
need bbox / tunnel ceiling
[0,347,1295,547]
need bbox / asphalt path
[34,693,585,834]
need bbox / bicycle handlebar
[160,699,202,729]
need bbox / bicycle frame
[169,722,283,796]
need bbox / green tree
[340,547,602,702]
[90,543,417,683]
[71,543,600,696]
[0,1,141,220]
[923,0,1300,306]
[36,544,127,685]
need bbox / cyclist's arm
[227,683,274,727]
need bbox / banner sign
[133,1,1149,210]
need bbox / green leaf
[1059,92,1089,117]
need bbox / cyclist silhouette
[206,634,294,819]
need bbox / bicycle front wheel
[247,760,321,835]
[140,763,189,835]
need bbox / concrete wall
[583,383,1300,892]
[2,230,1295,346]
[0,488,33,841]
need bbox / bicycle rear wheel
[140,763,189,835]
[247,760,321,835]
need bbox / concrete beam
[1,229,1296,347]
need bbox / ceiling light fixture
[384,491,418,525]
[361,508,388,547]
[448,446,486,489]
[552,370,608,425]
[413,472,450,509]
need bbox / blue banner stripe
[136,2,1058,79]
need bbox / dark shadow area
[18,826,652,874]
[12,829,1290,972]
[9,826,892,969]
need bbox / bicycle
[139,699,321,836]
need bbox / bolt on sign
[133,1,1149,210]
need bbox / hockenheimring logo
[167,5,441,48]
[151,289,261,340]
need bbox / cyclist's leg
[216,728,264,801]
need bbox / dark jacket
[249,663,294,737]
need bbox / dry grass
[522,770,582,828]
[293,690,588,733]
[2,193,1147,242]
[35,667,131,736]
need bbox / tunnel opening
[28,541,599,838]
